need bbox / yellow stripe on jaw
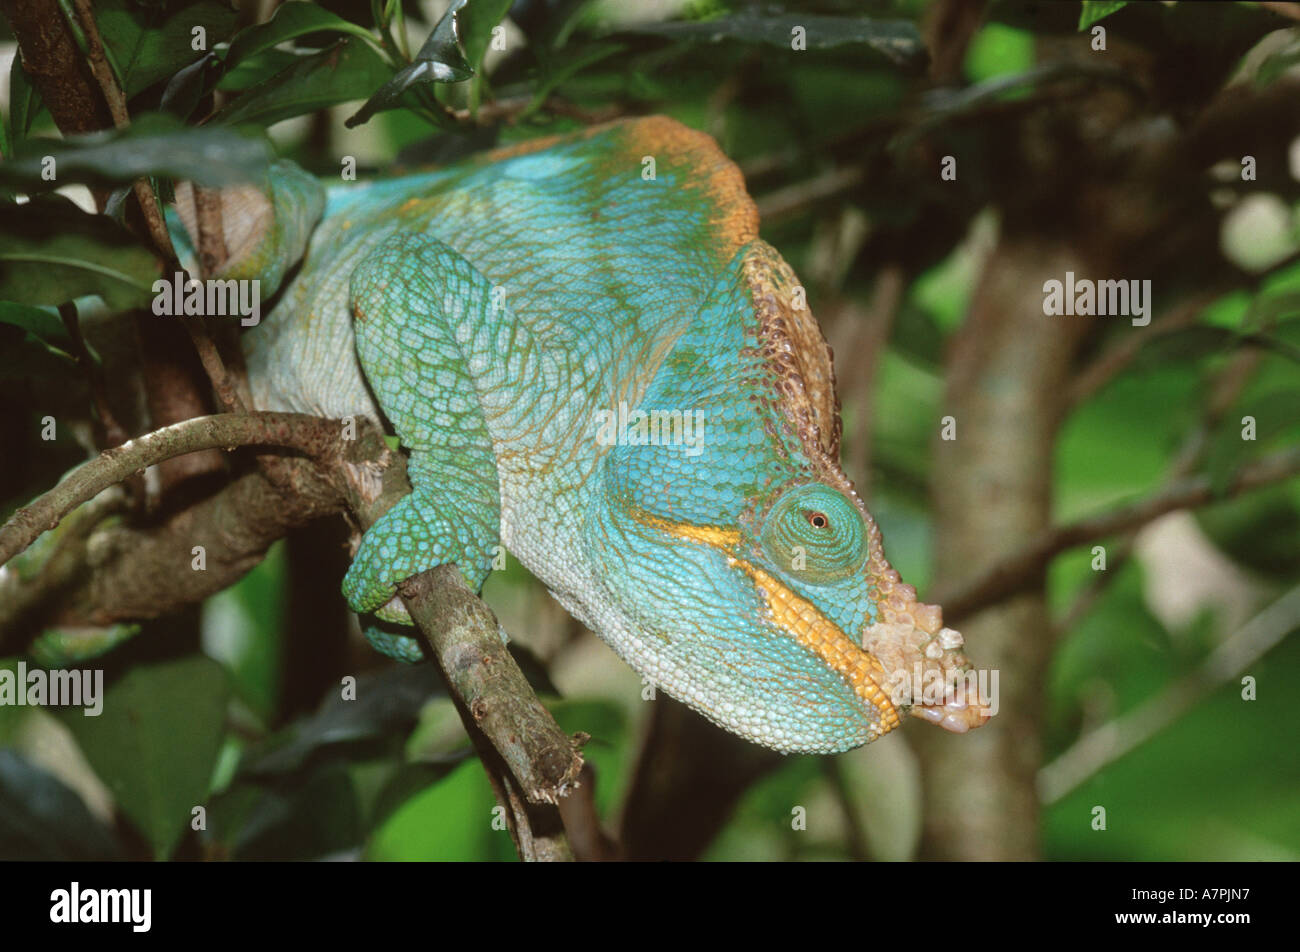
[634,511,742,550]
[735,560,901,736]
[630,511,901,736]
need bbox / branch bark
[0,412,345,568]
[933,447,1300,624]
[66,0,246,418]
[0,0,112,137]
[2,409,584,859]
[399,565,584,806]
[913,238,1091,861]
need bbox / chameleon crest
[185,117,990,754]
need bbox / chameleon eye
[762,485,866,583]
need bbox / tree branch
[0,412,346,569]
[0,0,112,137]
[399,565,584,806]
[935,448,1300,623]
[191,183,250,413]
[68,0,246,417]
[1,410,584,858]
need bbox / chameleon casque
[172,116,990,754]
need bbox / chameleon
[170,116,990,754]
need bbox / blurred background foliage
[0,0,1298,861]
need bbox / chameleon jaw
[740,563,993,740]
[737,560,902,738]
[627,509,990,744]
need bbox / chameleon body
[175,117,989,754]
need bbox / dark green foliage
[1,0,1298,862]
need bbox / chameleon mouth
[740,568,991,739]
[625,509,990,740]
[859,619,992,735]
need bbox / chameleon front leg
[342,233,503,659]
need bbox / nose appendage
[859,608,994,736]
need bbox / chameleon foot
[342,491,495,616]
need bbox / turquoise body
[189,118,987,754]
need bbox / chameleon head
[596,480,992,752]
[582,240,992,754]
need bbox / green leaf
[460,0,513,115]
[217,38,394,128]
[890,301,945,368]
[201,541,285,722]
[1197,484,1300,582]
[0,197,159,312]
[513,0,596,57]
[225,1,379,71]
[1079,1,1128,31]
[0,113,274,190]
[548,699,629,817]
[367,760,464,831]
[1056,363,1201,519]
[964,23,1035,84]
[609,14,927,70]
[0,750,122,860]
[1205,388,1300,493]
[216,49,303,93]
[8,54,42,148]
[1127,325,1236,373]
[344,0,473,128]
[1256,43,1300,87]
[0,324,76,381]
[217,762,364,860]
[0,301,72,351]
[459,0,514,70]
[57,656,230,860]
[238,665,443,777]
[523,42,622,118]
[367,758,516,861]
[159,51,223,120]
[95,0,239,98]
[27,625,140,668]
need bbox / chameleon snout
[860,615,994,736]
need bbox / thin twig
[1,420,395,648]
[193,185,230,277]
[1039,584,1300,804]
[1055,343,1268,634]
[69,0,128,127]
[756,166,866,223]
[69,0,245,413]
[1067,291,1214,409]
[0,412,345,568]
[190,184,251,412]
[935,448,1300,622]
[555,763,619,861]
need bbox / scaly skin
[188,117,990,754]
